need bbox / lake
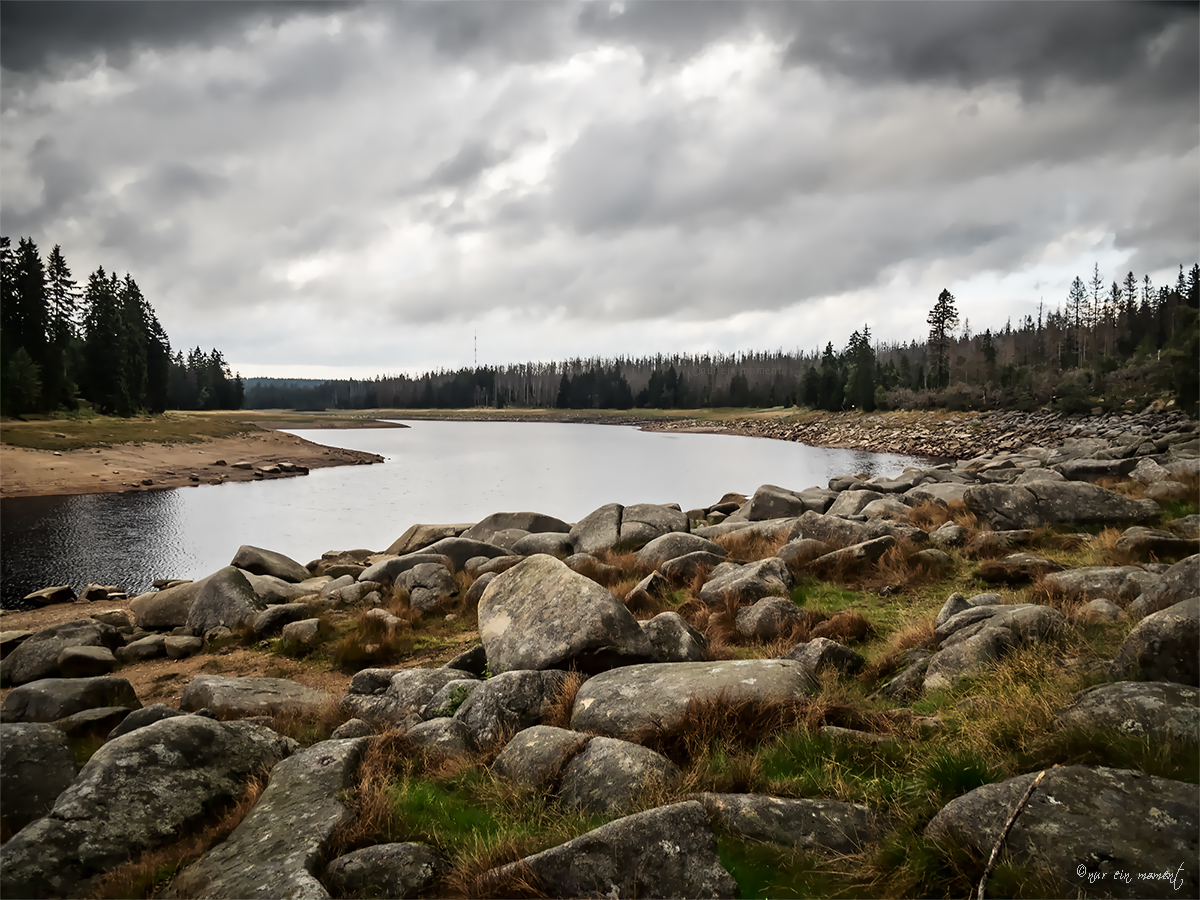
[1,420,934,608]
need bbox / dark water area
[1,420,935,608]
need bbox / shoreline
[0,426,383,499]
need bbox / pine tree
[927,289,959,389]
[82,267,132,415]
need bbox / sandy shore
[0,428,383,499]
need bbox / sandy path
[0,428,383,499]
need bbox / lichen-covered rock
[185,566,266,637]
[452,669,569,748]
[735,596,805,640]
[406,718,473,758]
[634,532,725,570]
[693,792,880,854]
[559,737,681,815]
[478,555,654,674]
[0,723,77,837]
[180,674,333,719]
[963,481,1160,530]
[812,535,895,571]
[107,703,188,740]
[481,801,738,899]
[776,538,833,572]
[700,557,793,607]
[56,644,117,678]
[795,510,869,547]
[231,544,310,583]
[659,550,729,583]
[641,611,707,663]
[618,503,689,551]
[1041,566,1162,604]
[924,627,1015,693]
[511,531,574,557]
[1115,526,1199,560]
[1,675,141,723]
[571,659,814,738]
[0,716,297,898]
[0,619,123,686]
[420,537,511,572]
[399,562,457,612]
[925,766,1198,899]
[1056,681,1198,744]
[462,511,571,545]
[323,843,442,900]
[420,679,480,719]
[786,637,865,676]
[1129,554,1199,618]
[173,738,366,899]
[492,725,593,791]
[1111,598,1199,686]
[569,502,623,555]
[341,668,479,727]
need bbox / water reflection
[2,421,933,607]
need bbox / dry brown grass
[541,671,586,730]
[448,853,551,899]
[860,617,937,685]
[712,529,789,562]
[82,774,267,899]
[853,542,948,592]
[269,696,353,746]
[906,499,978,531]
[330,610,417,672]
[326,728,428,858]
[809,610,875,644]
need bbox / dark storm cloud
[781,1,1198,99]
[0,1,343,73]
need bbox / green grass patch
[790,578,861,612]
[718,838,864,899]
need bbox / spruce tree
[927,289,959,389]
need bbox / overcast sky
[2,1,1197,379]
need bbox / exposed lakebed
[1,420,932,607]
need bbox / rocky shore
[646,406,1200,460]
[1,420,1197,899]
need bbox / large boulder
[1115,526,1198,560]
[1111,598,1199,686]
[795,510,870,547]
[0,716,297,898]
[511,532,574,558]
[786,638,866,676]
[180,674,333,719]
[242,571,320,605]
[478,555,655,674]
[963,481,1160,530]
[129,581,201,629]
[1040,566,1159,604]
[618,503,689,551]
[452,669,570,748]
[323,843,442,900]
[462,512,571,545]
[826,489,885,518]
[735,596,805,640]
[569,502,623,555]
[0,723,77,836]
[660,550,730,583]
[925,766,1198,899]
[341,668,480,727]
[744,484,808,521]
[1056,681,1198,744]
[0,619,123,686]
[571,659,814,738]
[185,566,265,637]
[107,703,188,740]
[700,557,793,607]
[358,552,453,585]
[559,737,681,815]
[1129,554,1200,618]
[385,523,471,556]
[641,611,707,663]
[1,675,141,723]
[693,793,880,854]
[57,645,117,678]
[230,544,310,583]
[173,738,367,899]
[421,537,511,572]
[480,801,738,899]
[399,562,456,612]
[635,532,725,570]
[492,725,593,791]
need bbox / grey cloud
[0,1,336,73]
[782,1,1198,100]
[427,140,503,188]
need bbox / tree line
[0,236,244,416]
[246,262,1199,416]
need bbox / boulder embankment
[1,418,1197,898]
[647,406,1198,460]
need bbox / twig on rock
[976,765,1057,900]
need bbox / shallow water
[1,420,933,607]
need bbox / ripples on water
[1,420,934,608]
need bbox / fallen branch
[976,765,1057,900]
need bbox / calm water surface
[1,421,932,607]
